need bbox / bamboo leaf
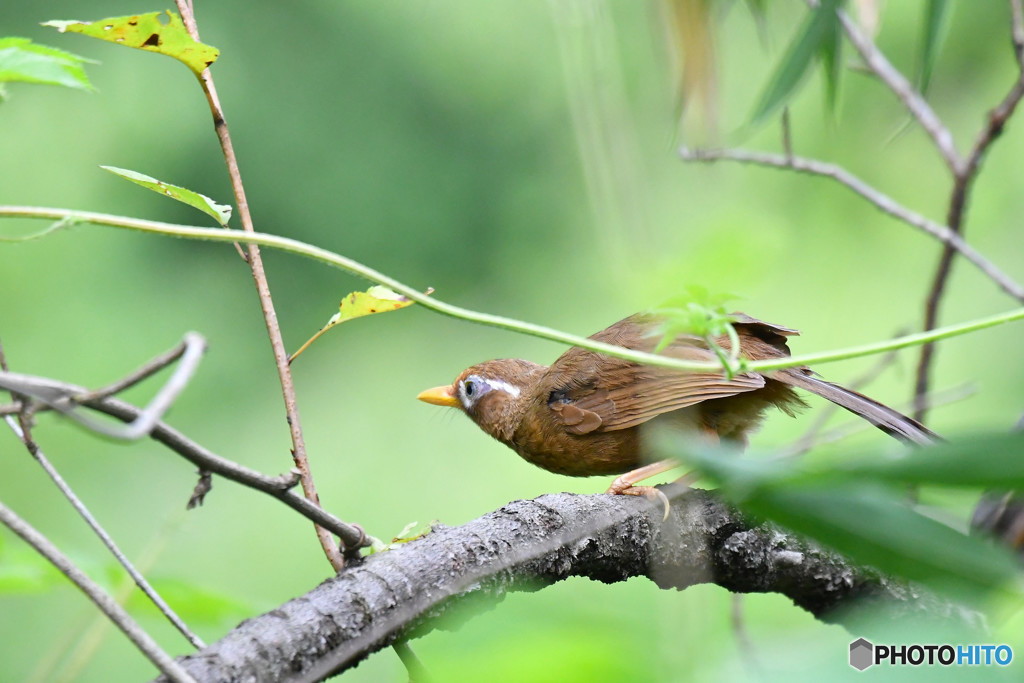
[917,0,951,94]
[819,5,843,114]
[749,0,843,127]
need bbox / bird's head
[418,359,546,444]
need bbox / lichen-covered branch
[157,489,979,683]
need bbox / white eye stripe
[459,375,521,408]
[486,378,521,398]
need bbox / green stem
[4,205,1023,374]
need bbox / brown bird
[418,312,937,504]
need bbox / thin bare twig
[0,370,369,548]
[1012,0,1024,67]
[0,500,197,682]
[836,8,962,174]
[0,333,207,440]
[90,394,370,547]
[0,373,368,547]
[3,417,205,650]
[76,337,189,403]
[5,342,203,657]
[171,0,344,570]
[913,2,1024,421]
[173,4,426,673]
[677,147,1024,302]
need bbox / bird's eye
[459,375,494,409]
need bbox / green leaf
[0,548,64,594]
[289,286,432,363]
[742,482,1020,603]
[833,432,1024,489]
[818,4,842,114]
[653,429,1024,604]
[749,0,843,127]
[44,12,218,77]
[743,0,767,20]
[126,577,256,623]
[743,0,771,48]
[648,287,742,375]
[917,0,951,94]
[0,37,94,91]
[101,165,232,226]
[650,286,738,341]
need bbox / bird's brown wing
[544,313,774,435]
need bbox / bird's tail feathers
[778,370,939,446]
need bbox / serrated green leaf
[0,37,94,91]
[648,288,740,369]
[101,165,232,226]
[918,0,951,94]
[44,12,218,77]
[749,0,843,127]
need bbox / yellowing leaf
[44,12,219,76]
[332,285,418,321]
[288,286,432,363]
[101,165,232,226]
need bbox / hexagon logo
[850,638,874,671]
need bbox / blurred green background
[2,1,1023,681]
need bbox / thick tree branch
[155,489,980,683]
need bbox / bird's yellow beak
[417,384,460,407]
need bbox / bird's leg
[606,459,680,494]
[607,425,724,519]
[606,459,679,520]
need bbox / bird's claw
[608,484,671,521]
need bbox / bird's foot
[606,481,671,521]
[605,459,678,520]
